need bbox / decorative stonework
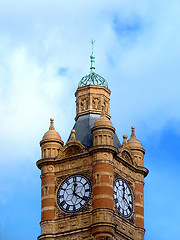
[55,140,86,160]
[104,100,109,113]
[80,97,89,111]
[121,151,133,164]
[92,97,101,110]
[75,85,111,120]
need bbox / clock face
[57,174,92,213]
[113,178,133,218]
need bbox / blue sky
[0,0,180,239]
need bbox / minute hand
[74,192,87,200]
[124,197,130,206]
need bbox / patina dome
[78,45,108,89]
[78,72,108,88]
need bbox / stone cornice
[115,154,149,177]
[37,146,149,177]
[36,152,90,169]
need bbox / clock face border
[113,177,134,218]
[57,174,92,213]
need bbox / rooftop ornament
[78,40,109,89]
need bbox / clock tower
[37,45,148,240]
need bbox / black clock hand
[124,198,132,211]
[123,197,132,211]
[74,192,87,201]
[122,182,125,199]
[73,183,77,194]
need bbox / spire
[78,41,108,88]
[130,126,136,138]
[123,135,128,145]
[41,118,62,142]
[90,39,95,73]
[49,118,55,130]
[69,129,76,141]
[127,126,144,150]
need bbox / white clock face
[113,178,133,218]
[57,174,92,213]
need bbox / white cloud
[0,0,180,163]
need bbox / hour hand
[122,182,125,199]
[73,183,77,194]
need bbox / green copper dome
[78,41,109,89]
[78,72,108,88]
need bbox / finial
[123,135,128,145]
[90,39,95,73]
[69,129,76,141]
[130,126,136,138]
[90,39,95,54]
[49,118,55,130]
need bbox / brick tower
[37,44,148,240]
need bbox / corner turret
[91,109,115,146]
[127,126,145,166]
[40,118,63,158]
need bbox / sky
[0,0,180,239]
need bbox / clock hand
[124,198,133,212]
[73,183,77,194]
[122,182,125,199]
[123,197,131,207]
[74,192,87,201]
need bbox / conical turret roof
[93,109,113,128]
[42,118,62,142]
[127,126,143,150]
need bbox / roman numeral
[83,196,88,201]
[61,200,66,206]
[128,205,132,211]
[66,205,70,211]
[66,180,70,185]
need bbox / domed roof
[42,118,62,141]
[127,126,143,149]
[93,109,113,128]
[78,44,108,89]
[78,72,108,88]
